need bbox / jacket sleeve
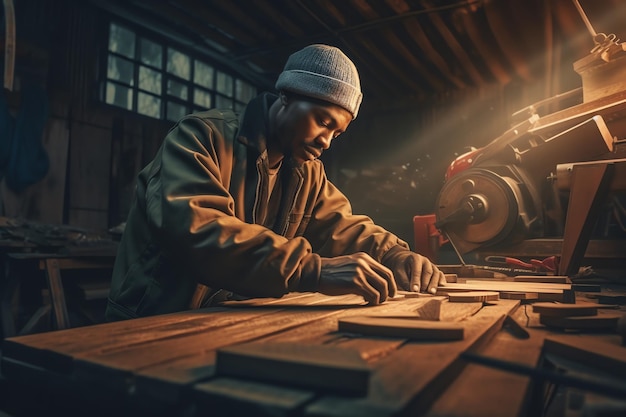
[303,167,410,262]
[142,114,321,297]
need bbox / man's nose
[317,132,333,150]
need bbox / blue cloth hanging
[0,89,15,173]
[5,81,50,193]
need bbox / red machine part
[445,147,482,180]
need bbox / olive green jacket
[105,93,409,321]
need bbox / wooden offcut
[539,312,622,330]
[437,282,568,301]
[448,291,500,303]
[532,302,598,317]
[511,276,571,283]
[499,291,539,300]
[338,316,464,340]
[215,342,371,396]
[543,334,626,377]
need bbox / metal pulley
[435,168,535,254]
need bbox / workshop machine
[424,9,626,276]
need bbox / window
[103,22,257,121]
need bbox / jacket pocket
[283,212,310,238]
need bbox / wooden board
[532,302,598,317]
[194,377,315,416]
[338,316,464,341]
[133,293,436,404]
[215,342,370,396]
[425,306,545,417]
[396,291,436,299]
[437,282,567,302]
[305,300,520,417]
[542,334,626,377]
[448,291,500,303]
[499,291,539,300]
[539,311,622,330]
[449,280,572,290]
[511,275,571,283]
[1,293,521,417]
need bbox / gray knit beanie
[275,44,363,119]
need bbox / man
[106,44,446,321]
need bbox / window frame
[101,19,257,121]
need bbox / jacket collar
[237,92,278,154]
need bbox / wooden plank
[68,121,112,230]
[304,300,520,417]
[448,292,500,303]
[542,334,626,377]
[425,306,545,417]
[558,163,614,276]
[338,316,464,341]
[215,342,371,396]
[511,276,571,284]
[193,377,315,417]
[499,291,539,300]
[539,311,622,330]
[70,295,374,389]
[451,281,573,290]
[183,298,481,414]
[1,294,522,417]
[532,302,598,317]
[44,258,70,330]
[2,304,289,372]
[437,282,567,301]
[136,296,438,404]
[1,292,327,359]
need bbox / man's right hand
[318,252,397,305]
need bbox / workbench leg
[18,305,51,335]
[558,163,614,276]
[44,258,71,330]
[1,258,18,338]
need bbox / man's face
[276,95,353,165]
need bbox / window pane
[235,79,256,102]
[167,79,188,100]
[107,56,134,85]
[139,66,162,94]
[215,94,232,109]
[167,48,190,80]
[140,38,162,68]
[109,23,135,58]
[216,72,233,97]
[138,92,161,118]
[106,82,133,110]
[194,61,214,89]
[194,89,212,108]
[234,101,247,113]
[167,102,189,122]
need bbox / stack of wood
[533,301,623,331]
[436,280,574,302]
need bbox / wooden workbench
[1,291,573,417]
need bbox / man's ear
[279,92,289,106]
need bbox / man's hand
[382,249,446,294]
[319,252,397,305]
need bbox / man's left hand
[382,250,446,294]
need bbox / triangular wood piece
[338,316,464,341]
[215,342,370,396]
